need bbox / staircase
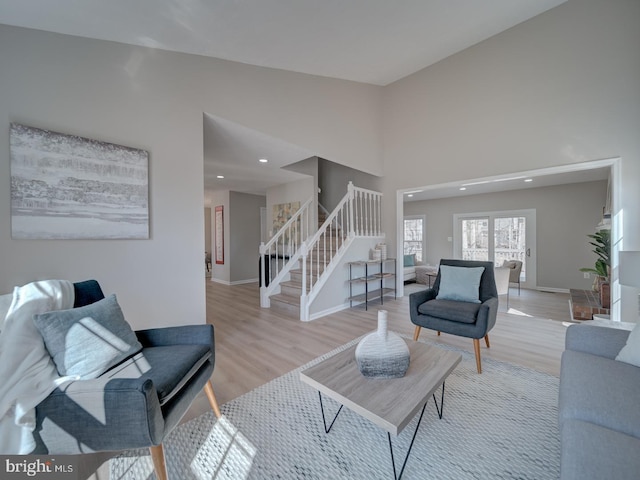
[269,210,344,315]
[260,182,383,321]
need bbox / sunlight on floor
[506,308,533,317]
[190,416,256,480]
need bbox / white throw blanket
[0,280,77,454]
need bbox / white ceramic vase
[355,310,410,378]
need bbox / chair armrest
[565,324,630,360]
[476,296,499,334]
[409,289,437,321]
[136,324,214,349]
[35,376,164,453]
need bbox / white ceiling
[203,114,316,196]
[2,0,578,199]
[0,0,566,86]
[403,165,610,203]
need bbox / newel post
[259,242,270,308]
[348,181,355,238]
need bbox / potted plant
[579,229,611,308]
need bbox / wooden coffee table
[300,339,461,479]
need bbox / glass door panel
[461,218,489,261]
[494,216,526,280]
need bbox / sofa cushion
[615,323,640,367]
[436,265,485,303]
[561,419,640,480]
[103,344,211,406]
[33,294,142,379]
[417,298,481,324]
[559,350,640,439]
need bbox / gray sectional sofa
[559,323,640,479]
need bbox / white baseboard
[210,277,258,285]
[535,286,570,293]
[231,278,259,286]
[308,302,350,321]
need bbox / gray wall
[318,158,382,212]
[382,0,640,319]
[404,180,608,290]
[204,207,212,258]
[229,192,265,283]
[0,24,381,328]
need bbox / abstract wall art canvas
[10,123,149,239]
[272,201,300,235]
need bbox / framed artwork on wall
[10,123,149,239]
[214,205,224,264]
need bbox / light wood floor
[185,281,571,421]
[88,283,572,479]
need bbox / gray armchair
[410,259,498,373]
[32,280,221,480]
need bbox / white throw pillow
[0,293,14,333]
[615,323,640,367]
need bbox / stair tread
[271,293,300,306]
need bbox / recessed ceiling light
[407,194,414,198]
[459,187,467,191]
[216,175,224,179]
[524,178,533,182]
[493,176,526,183]
[259,158,268,163]
[462,180,490,187]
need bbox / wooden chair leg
[204,381,222,418]
[150,444,168,480]
[473,338,482,374]
[484,334,490,348]
[413,325,422,341]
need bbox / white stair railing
[259,197,313,307]
[300,182,383,320]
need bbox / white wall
[310,237,386,319]
[381,0,640,320]
[404,180,608,290]
[0,24,382,328]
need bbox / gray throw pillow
[436,265,485,303]
[33,294,142,379]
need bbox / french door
[454,209,536,288]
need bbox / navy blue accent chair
[410,259,498,373]
[33,280,221,480]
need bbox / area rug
[110,338,560,479]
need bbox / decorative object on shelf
[370,247,381,261]
[376,243,387,260]
[355,310,410,378]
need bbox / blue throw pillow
[403,254,415,267]
[33,294,142,379]
[436,265,485,303]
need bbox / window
[404,217,424,262]
[454,209,536,286]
